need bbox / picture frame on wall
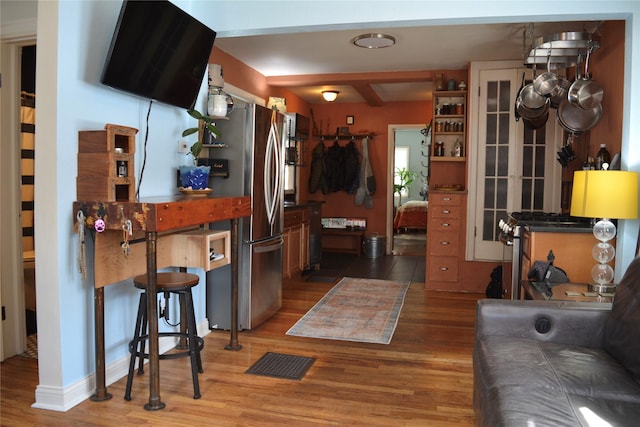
[346,115,354,125]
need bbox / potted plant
[179,109,222,190]
[394,167,417,207]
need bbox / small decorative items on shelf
[77,123,137,202]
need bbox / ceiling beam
[266,70,434,87]
[351,83,384,107]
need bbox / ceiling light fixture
[322,90,339,102]
[351,33,396,49]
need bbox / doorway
[21,45,37,357]
[0,40,37,361]
[387,125,428,256]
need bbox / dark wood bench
[321,228,365,255]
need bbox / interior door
[468,66,562,262]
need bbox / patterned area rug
[286,277,410,344]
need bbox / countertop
[525,223,593,233]
[284,200,325,210]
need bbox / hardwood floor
[1,254,482,426]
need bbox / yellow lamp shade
[570,170,639,219]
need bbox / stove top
[510,212,592,225]
[498,212,593,240]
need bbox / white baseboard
[32,319,211,412]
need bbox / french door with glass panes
[466,64,562,262]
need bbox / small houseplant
[182,108,222,164]
[179,109,222,190]
[394,167,417,207]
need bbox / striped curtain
[21,91,36,256]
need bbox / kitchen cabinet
[283,206,310,278]
[426,192,465,290]
[521,228,612,288]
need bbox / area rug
[286,277,410,344]
[245,352,316,380]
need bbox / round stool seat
[133,272,199,292]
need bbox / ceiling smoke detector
[351,33,396,49]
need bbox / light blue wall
[36,0,208,394]
[33,0,640,410]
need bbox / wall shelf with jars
[432,90,467,162]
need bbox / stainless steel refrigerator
[206,101,284,330]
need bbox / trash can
[363,233,386,258]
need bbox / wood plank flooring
[1,254,482,426]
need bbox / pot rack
[523,31,600,70]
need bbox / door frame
[0,35,36,360]
[386,124,427,254]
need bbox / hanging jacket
[343,140,360,194]
[362,137,376,208]
[326,140,345,192]
[308,141,328,194]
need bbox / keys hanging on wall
[76,210,87,280]
[121,219,132,258]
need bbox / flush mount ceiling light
[322,90,339,102]
[351,33,396,49]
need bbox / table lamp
[570,169,638,293]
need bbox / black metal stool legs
[183,290,201,399]
[124,292,147,400]
[124,283,204,401]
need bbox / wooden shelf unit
[77,123,137,202]
[430,91,467,190]
[171,229,231,272]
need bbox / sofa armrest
[476,299,612,348]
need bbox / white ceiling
[214,21,599,105]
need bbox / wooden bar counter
[73,195,251,410]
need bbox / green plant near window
[181,109,222,165]
[394,167,417,207]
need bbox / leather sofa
[473,257,640,426]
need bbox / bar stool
[124,272,204,400]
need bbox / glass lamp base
[587,283,616,293]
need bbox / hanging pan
[523,109,549,130]
[549,74,571,109]
[514,72,525,121]
[556,98,602,133]
[567,48,604,110]
[519,67,548,110]
[533,51,558,97]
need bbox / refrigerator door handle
[264,110,282,234]
[253,236,284,253]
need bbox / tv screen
[101,0,216,110]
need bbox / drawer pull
[443,197,451,201]
[440,241,450,245]
[441,210,451,214]
[439,267,449,271]
[441,223,450,227]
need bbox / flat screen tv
[101,0,216,110]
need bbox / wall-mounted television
[101,0,216,110]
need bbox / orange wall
[588,20,625,159]
[301,101,432,235]
[209,30,626,292]
[209,47,311,117]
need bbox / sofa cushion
[604,256,640,383]
[474,336,640,426]
[477,337,640,402]
[567,394,640,426]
